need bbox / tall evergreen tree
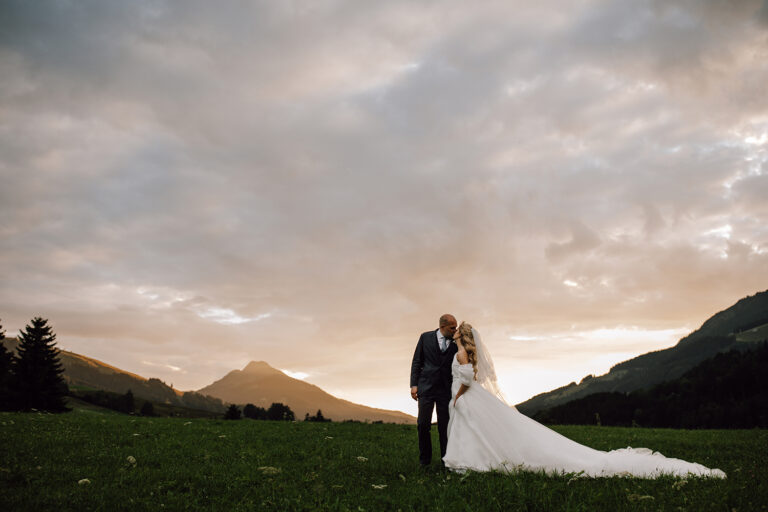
[12,317,69,412]
[0,319,16,410]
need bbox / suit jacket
[410,329,458,399]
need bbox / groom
[410,314,458,467]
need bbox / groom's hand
[410,386,418,400]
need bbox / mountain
[516,290,768,416]
[197,361,415,424]
[2,337,226,413]
[531,341,768,428]
[1,337,415,423]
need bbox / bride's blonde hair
[456,322,478,380]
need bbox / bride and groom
[410,314,726,478]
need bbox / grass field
[1,409,766,511]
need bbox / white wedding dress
[442,332,726,479]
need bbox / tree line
[0,317,69,412]
[224,402,300,421]
[71,387,157,416]
[223,403,333,422]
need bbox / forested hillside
[517,290,768,416]
[532,342,768,428]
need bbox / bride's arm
[453,383,469,406]
[453,346,471,406]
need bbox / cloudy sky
[1,0,767,416]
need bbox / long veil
[471,327,511,406]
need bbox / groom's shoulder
[419,329,437,339]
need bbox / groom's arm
[410,334,425,400]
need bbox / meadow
[1,408,765,511]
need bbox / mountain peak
[242,360,278,374]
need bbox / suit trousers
[417,393,450,465]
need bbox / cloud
[1,0,767,412]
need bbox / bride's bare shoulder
[456,350,469,365]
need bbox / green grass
[1,410,765,511]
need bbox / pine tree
[12,317,69,412]
[0,319,16,411]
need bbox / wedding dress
[442,329,726,478]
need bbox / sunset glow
[1,1,767,416]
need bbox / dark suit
[410,329,457,465]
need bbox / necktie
[441,337,448,352]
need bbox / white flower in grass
[184,421,192,425]
[78,478,91,485]
[356,456,368,462]
[371,484,387,490]
[672,479,688,490]
[258,466,281,475]
[127,456,137,466]
[324,436,333,440]
[398,474,406,482]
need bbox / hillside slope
[532,341,768,428]
[3,337,226,413]
[517,290,768,416]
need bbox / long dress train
[442,356,726,478]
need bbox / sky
[1,0,767,417]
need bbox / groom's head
[439,314,458,339]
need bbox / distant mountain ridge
[1,337,415,423]
[516,290,768,416]
[198,361,415,424]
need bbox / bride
[442,322,726,478]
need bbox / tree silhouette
[224,404,241,420]
[120,389,135,414]
[12,317,69,412]
[267,402,295,421]
[306,409,330,422]
[140,401,155,416]
[243,403,267,420]
[0,319,15,411]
